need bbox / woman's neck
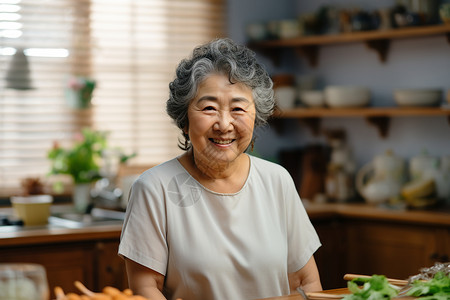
[179,150,250,193]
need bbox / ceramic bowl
[299,90,325,107]
[275,86,296,110]
[394,89,442,107]
[324,85,370,108]
[10,195,53,226]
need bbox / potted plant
[48,128,107,212]
[65,76,96,109]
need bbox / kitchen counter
[305,202,450,227]
[0,205,123,247]
[1,202,449,248]
[0,202,449,295]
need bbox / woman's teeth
[211,139,233,144]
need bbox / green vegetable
[342,275,399,300]
[406,271,450,300]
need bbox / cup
[0,263,49,300]
[274,86,296,110]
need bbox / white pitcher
[356,150,405,204]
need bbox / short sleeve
[118,174,169,275]
[282,170,321,273]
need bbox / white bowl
[394,89,442,107]
[324,85,370,108]
[275,86,296,110]
[299,90,325,107]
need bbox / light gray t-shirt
[118,155,321,300]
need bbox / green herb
[406,271,450,300]
[342,275,399,300]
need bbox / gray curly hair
[166,37,274,150]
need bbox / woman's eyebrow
[232,97,252,104]
[196,96,252,103]
[196,95,217,103]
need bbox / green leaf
[344,275,399,300]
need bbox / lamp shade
[5,48,34,90]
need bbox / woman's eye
[232,107,245,112]
[203,106,215,111]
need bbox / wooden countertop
[1,202,449,248]
[0,224,122,247]
[305,202,450,226]
[0,205,123,246]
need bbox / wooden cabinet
[0,239,127,299]
[95,240,128,291]
[312,218,346,289]
[308,204,450,287]
[436,228,450,263]
[343,220,441,280]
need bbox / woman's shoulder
[249,155,291,178]
[136,157,184,184]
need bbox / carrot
[54,286,67,300]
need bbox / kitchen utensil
[0,263,49,300]
[306,291,345,299]
[343,274,408,286]
[296,287,310,300]
[356,150,405,204]
[10,195,53,226]
[324,86,370,108]
[394,89,442,107]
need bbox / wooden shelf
[272,106,450,138]
[274,106,450,118]
[250,24,450,66]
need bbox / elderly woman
[118,38,322,300]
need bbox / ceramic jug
[409,150,439,181]
[356,150,405,204]
[421,155,450,200]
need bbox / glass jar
[0,263,49,300]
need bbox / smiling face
[186,73,256,171]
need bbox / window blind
[0,0,225,196]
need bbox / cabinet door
[95,240,128,291]
[438,228,450,263]
[344,220,439,280]
[312,219,346,290]
[0,243,95,298]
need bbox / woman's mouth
[210,138,235,145]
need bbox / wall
[227,0,450,171]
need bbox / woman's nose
[214,111,234,132]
